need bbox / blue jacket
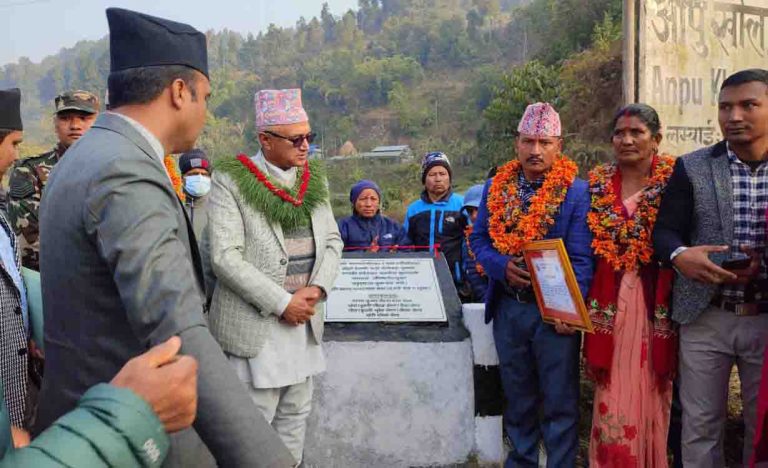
[470,177,594,323]
[338,213,410,251]
[464,240,489,302]
[403,191,467,283]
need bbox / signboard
[637,0,768,156]
[325,257,447,322]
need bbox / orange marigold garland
[164,155,186,202]
[587,154,674,271]
[464,225,485,276]
[487,156,578,256]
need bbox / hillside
[0,0,622,215]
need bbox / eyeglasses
[262,130,317,148]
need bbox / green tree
[480,60,561,167]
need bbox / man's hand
[282,287,323,326]
[553,319,576,335]
[369,235,380,253]
[111,336,198,433]
[28,339,44,360]
[673,245,737,284]
[724,246,762,285]
[505,257,531,288]
[11,426,30,448]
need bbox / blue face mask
[184,174,211,198]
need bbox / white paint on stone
[461,303,499,366]
[474,416,504,464]
[304,340,475,467]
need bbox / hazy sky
[0,0,359,65]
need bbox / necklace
[587,154,675,271]
[237,154,310,206]
[486,156,578,255]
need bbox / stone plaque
[325,257,447,322]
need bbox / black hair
[108,65,199,108]
[611,103,662,137]
[0,128,13,145]
[721,69,768,91]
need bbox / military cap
[106,8,209,78]
[54,90,99,115]
[0,88,23,131]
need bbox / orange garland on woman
[487,156,578,256]
[163,155,186,202]
[587,154,674,271]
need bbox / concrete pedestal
[304,252,474,467]
[304,340,475,467]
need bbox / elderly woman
[337,179,410,252]
[584,103,677,467]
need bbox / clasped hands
[281,286,324,326]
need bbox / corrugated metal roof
[371,145,410,152]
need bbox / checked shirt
[723,144,768,302]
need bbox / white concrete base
[461,303,499,366]
[475,416,504,464]
[304,340,475,467]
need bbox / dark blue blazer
[470,177,594,323]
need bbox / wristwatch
[670,246,689,275]
[670,246,689,262]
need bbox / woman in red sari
[585,103,677,467]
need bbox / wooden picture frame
[522,239,593,333]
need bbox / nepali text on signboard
[325,257,447,322]
[638,0,768,155]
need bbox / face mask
[184,174,211,198]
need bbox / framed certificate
[522,239,593,333]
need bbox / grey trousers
[244,377,314,465]
[679,305,768,467]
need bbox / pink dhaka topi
[517,102,562,137]
[254,88,309,128]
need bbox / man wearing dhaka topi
[470,103,594,467]
[208,88,342,464]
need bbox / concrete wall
[304,340,475,467]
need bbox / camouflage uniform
[8,144,66,270]
[7,90,99,270]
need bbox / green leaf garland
[215,157,328,230]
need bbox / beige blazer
[208,168,342,358]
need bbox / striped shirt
[283,225,316,293]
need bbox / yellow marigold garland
[164,154,186,202]
[487,156,578,256]
[587,154,674,271]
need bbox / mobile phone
[722,254,751,271]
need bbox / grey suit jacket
[208,168,343,357]
[0,210,27,428]
[653,141,734,324]
[36,112,294,467]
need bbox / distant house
[360,145,413,163]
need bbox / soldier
[8,90,99,270]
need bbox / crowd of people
[0,5,765,468]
